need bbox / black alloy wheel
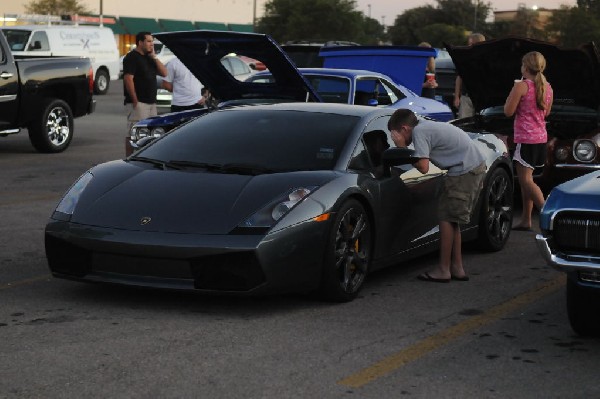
[477,167,513,251]
[320,199,372,302]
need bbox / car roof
[216,101,394,118]
[153,30,320,103]
[447,36,600,111]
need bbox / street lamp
[368,4,371,18]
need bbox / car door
[356,116,444,259]
[0,34,19,130]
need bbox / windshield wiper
[128,156,182,170]
[166,160,224,171]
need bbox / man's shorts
[514,143,546,169]
[438,162,486,224]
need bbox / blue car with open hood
[127,30,453,155]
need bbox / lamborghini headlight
[55,171,93,216]
[241,186,317,228]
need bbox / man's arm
[124,74,137,107]
[414,158,430,174]
[453,76,462,109]
[153,57,167,78]
[161,80,173,92]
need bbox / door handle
[0,72,14,79]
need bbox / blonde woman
[504,51,554,231]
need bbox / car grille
[553,211,600,253]
[46,235,266,292]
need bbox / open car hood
[153,30,320,103]
[446,37,600,112]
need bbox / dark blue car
[536,170,600,335]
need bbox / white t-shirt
[164,58,203,106]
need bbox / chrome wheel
[46,106,71,147]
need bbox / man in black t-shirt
[123,31,167,130]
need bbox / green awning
[103,18,127,35]
[159,19,195,32]
[119,16,162,35]
[228,23,253,33]
[194,21,228,31]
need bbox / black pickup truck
[0,31,95,152]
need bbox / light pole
[253,0,256,31]
[368,4,371,18]
[473,0,478,31]
[99,0,103,26]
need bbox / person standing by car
[453,33,485,118]
[504,51,553,231]
[388,109,486,283]
[161,57,205,112]
[419,42,438,99]
[123,31,167,130]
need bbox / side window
[0,43,5,63]
[349,128,391,178]
[379,78,405,103]
[348,140,369,171]
[229,58,248,77]
[355,78,378,105]
[28,31,49,51]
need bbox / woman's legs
[514,162,545,228]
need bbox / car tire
[319,199,371,302]
[28,98,74,153]
[566,277,600,336]
[477,167,513,251]
[94,69,110,95]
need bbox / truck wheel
[28,99,74,153]
[94,69,110,95]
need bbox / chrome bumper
[536,234,600,272]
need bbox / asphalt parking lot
[1,83,599,398]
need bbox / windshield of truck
[2,29,32,51]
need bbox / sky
[3,0,579,25]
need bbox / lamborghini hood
[153,30,320,103]
[446,37,600,112]
[70,161,336,235]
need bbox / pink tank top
[513,79,552,144]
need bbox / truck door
[0,34,18,130]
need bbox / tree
[256,0,374,44]
[388,0,493,45]
[24,0,90,15]
[387,6,438,45]
[547,6,600,46]
[436,0,492,32]
[577,0,600,14]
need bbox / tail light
[88,66,94,93]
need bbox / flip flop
[512,226,533,231]
[451,275,470,281]
[417,272,450,283]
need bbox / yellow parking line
[0,275,51,290]
[338,274,566,388]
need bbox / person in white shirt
[161,57,205,112]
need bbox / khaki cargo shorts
[438,162,486,224]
